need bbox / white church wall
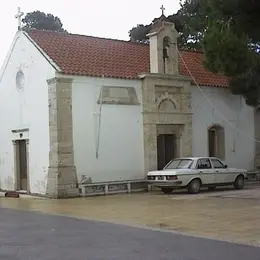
[191,85,255,170]
[0,32,55,194]
[71,76,144,183]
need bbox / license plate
[157,176,164,180]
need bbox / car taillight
[147,176,156,180]
[166,175,178,180]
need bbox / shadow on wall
[218,88,242,112]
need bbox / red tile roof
[26,30,228,87]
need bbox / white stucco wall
[71,76,144,183]
[72,77,255,183]
[191,86,255,170]
[0,31,55,194]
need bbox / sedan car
[147,157,247,194]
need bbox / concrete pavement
[1,187,260,246]
[0,207,260,260]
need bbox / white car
[147,157,247,194]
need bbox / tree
[129,1,207,50]
[129,24,150,43]
[22,11,67,32]
[129,0,260,108]
[202,0,260,107]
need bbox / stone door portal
[13,139,29,191]
[18,140,28,190]
[208,125,225,160]
[157,134,175,170]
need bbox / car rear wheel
[188,179,201,194]
[234,175,244,190]
[161,188,173,194]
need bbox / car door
[196,158,216,184]
[210,158,228,183]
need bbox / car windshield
[164,159,193,169]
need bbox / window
[211,158,225,169]
[163,37,170,73]
[208,125,225,160]
[197,158,212,169]
[164,159,193,169]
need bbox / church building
[0,13,257,197]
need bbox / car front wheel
[234,175,244,190]
[188,179,201,194]
[161,188,173,194]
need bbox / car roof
[173,157,220,160]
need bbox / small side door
[196,158,215,184]
[210,158,228,183]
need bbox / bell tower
[146,6,179,75]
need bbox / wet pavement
[0,187,260,259]
[1,207,260,260]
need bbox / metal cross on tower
[160,5,165,15]
[15,7,24,29]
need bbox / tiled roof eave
[26,29,229,88]
[58,71,229,87]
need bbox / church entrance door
[157,134,175,170]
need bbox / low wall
[79,179,148,196]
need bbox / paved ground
[1,207,260,260]
[1,186,260,259]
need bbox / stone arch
[163,37,171,57]
[157,92,178,112]
[158,98,176,112]
[208,124,225,160]
[163,36,171,73]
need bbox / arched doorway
[157,99,178,170]
[208,125,225,160]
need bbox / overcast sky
[1,0,180,64]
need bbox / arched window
[158,98,176,112]
[208,125,225,160]
[163,36,171,73]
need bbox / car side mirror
[224,165,228,169]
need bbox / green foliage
[203,21,253,77]
[22,11,66,32]
[129,24,150,43]
[129,0,207,50]
[229,62,260,107]
[129,0,260,107]
[202,0,260,108]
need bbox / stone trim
[208,124,226,160]
[141,73,193,173]
[254,109,260,170]
[156,124,183,138]
[47,77,73,85]
[138,73,191,82]
[46,76,79,198]
[12,139,30,192]
[12,128,29,133]
[97,86,140,105]
[143,113,192,125]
